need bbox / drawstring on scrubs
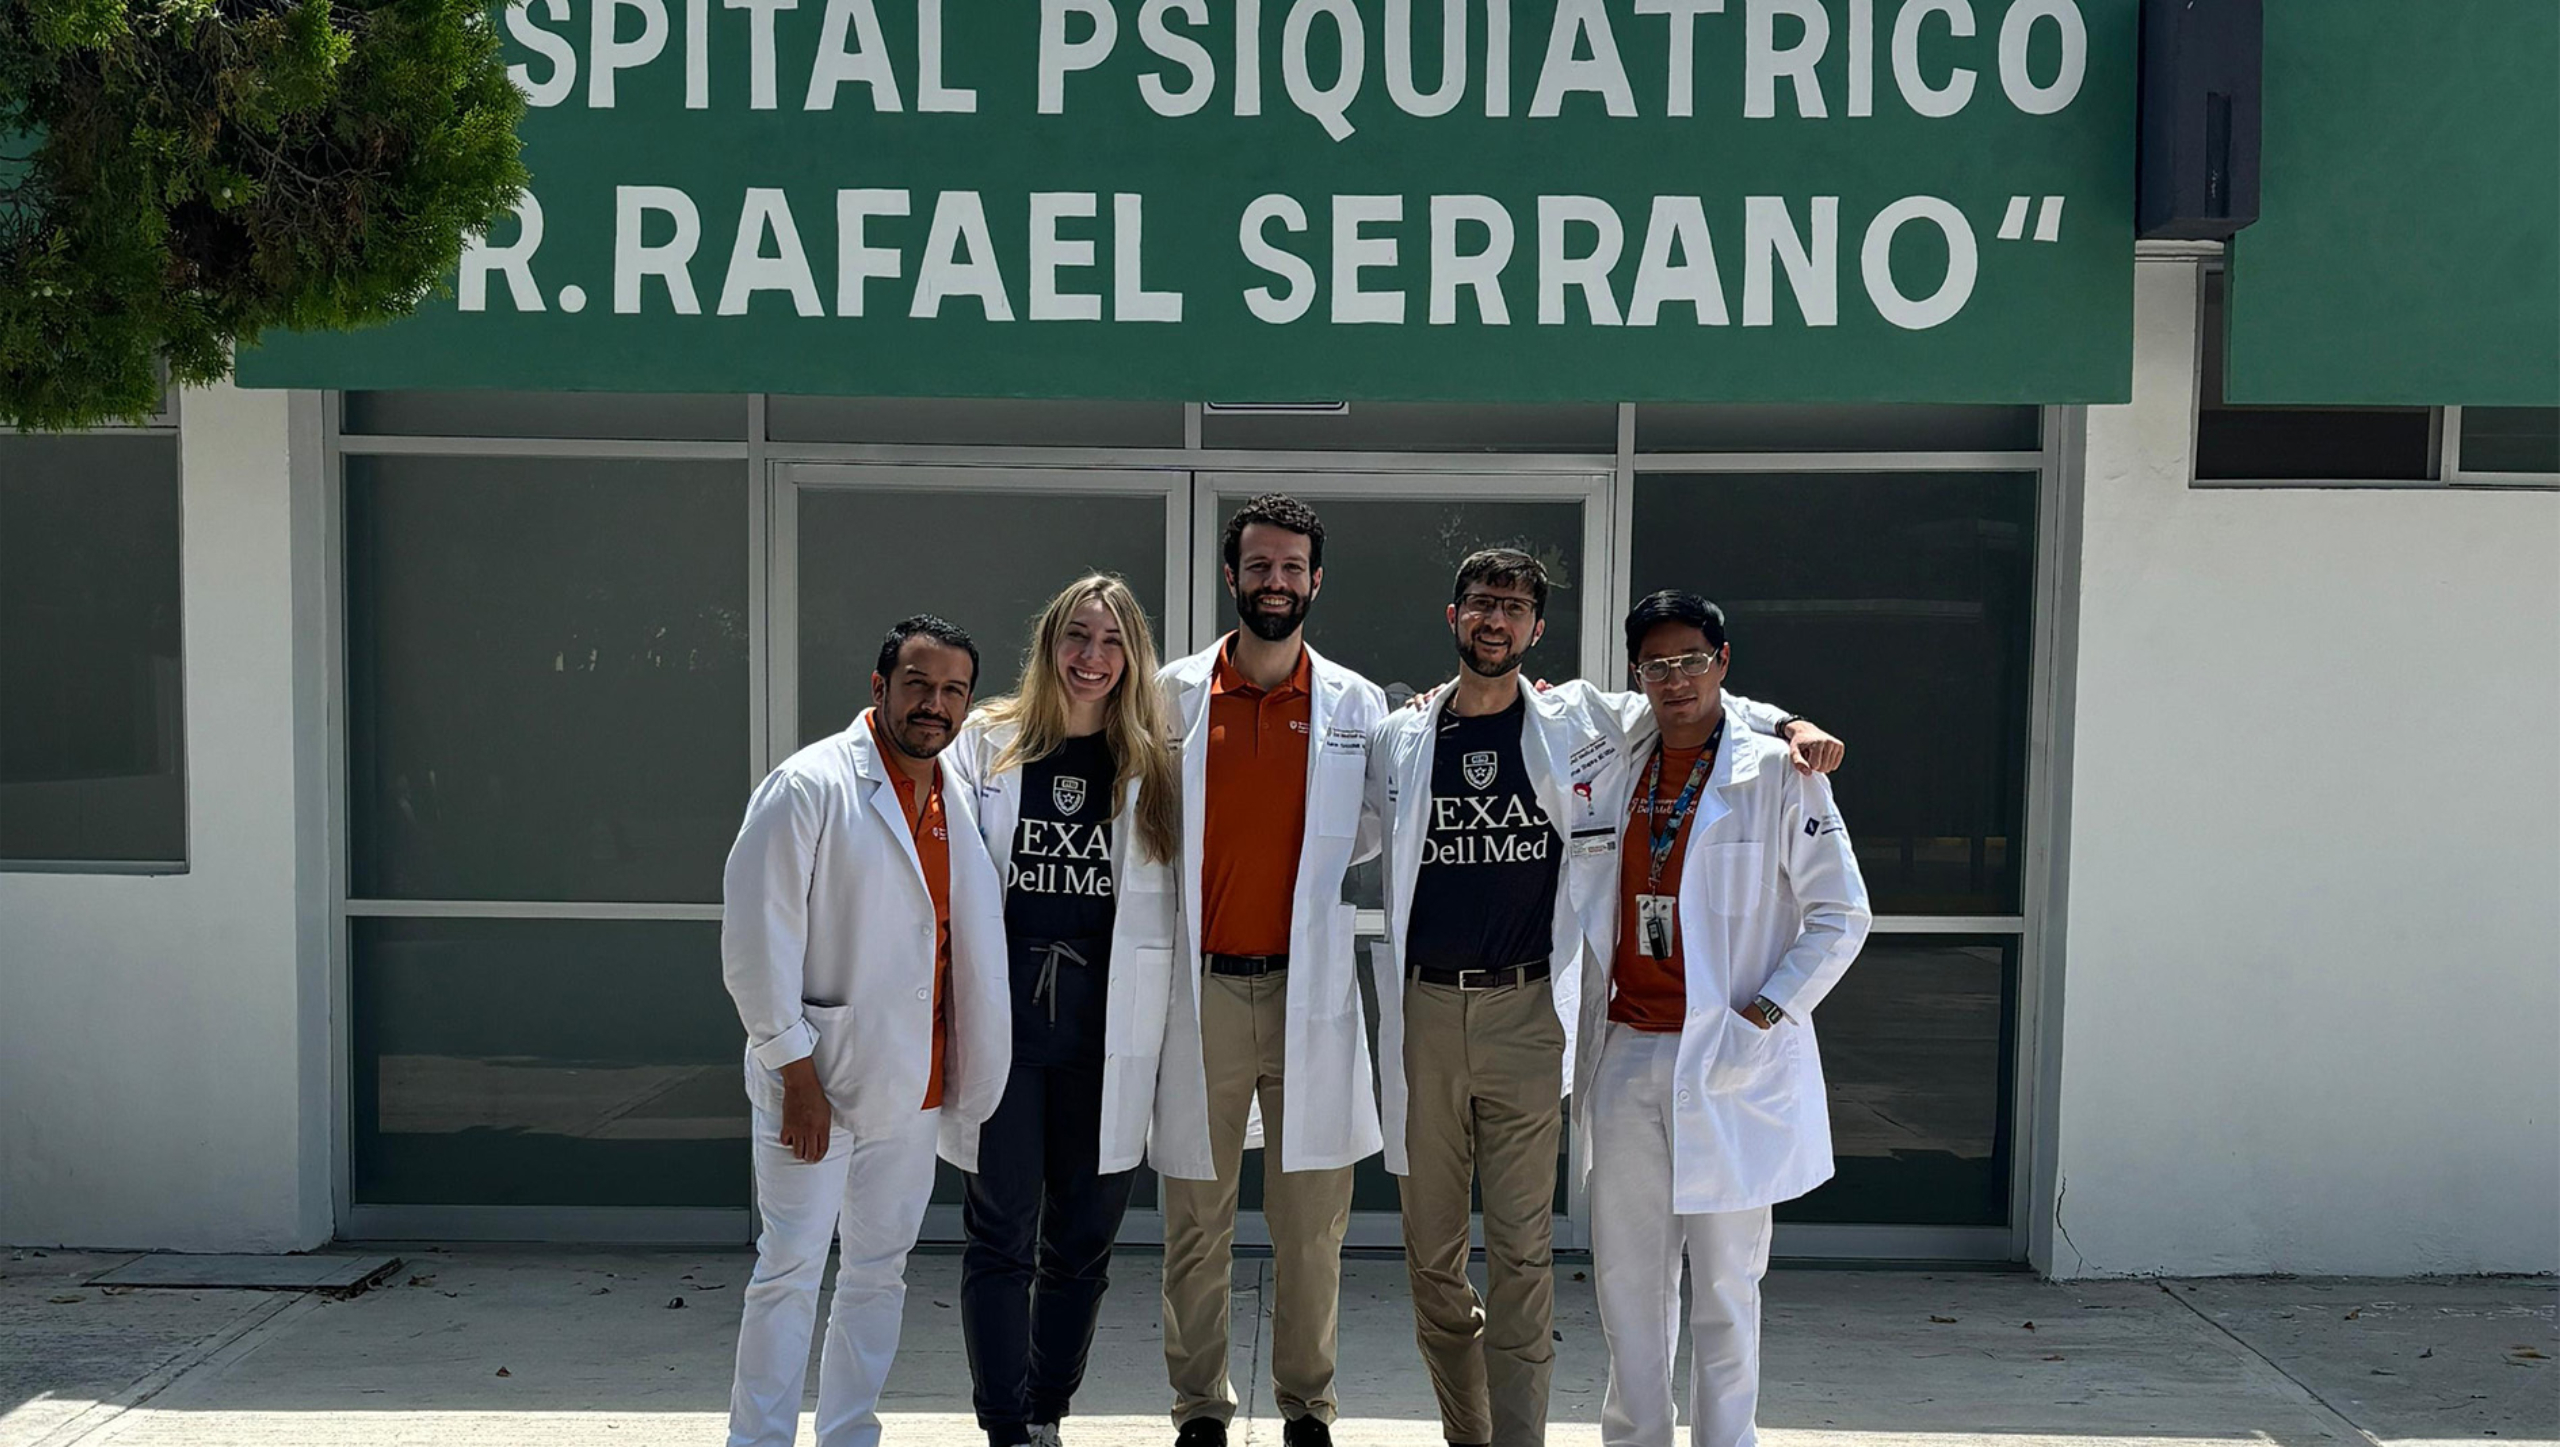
[1031,940,1088,1025]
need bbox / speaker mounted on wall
[2138,0,2263,240]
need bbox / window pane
[2195,272,2435,481]
[346,457,749,902]
[343,391,746,441]
[2460,406,2560,475]
[1632,473,2035,915]
[1201,403,1615,452]
[768,397,1184,448]
[796,485,1168,745]
[1778,935,2016,1227]
[0,434,186,867]
[351,917,748,1207]
[1636,404,2039,453]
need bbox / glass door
[777,463,1190,1242]
[1193,471,1611,1249]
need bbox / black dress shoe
[1282,1418,1333,1447]
[1174,1418,1228,1447]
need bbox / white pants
[1588,1024,1776,1447]
[729,1103,942,1447]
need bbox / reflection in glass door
[1193,473,1609,1248]
[779,464,1188,1242]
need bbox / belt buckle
[1456,966,1506,992]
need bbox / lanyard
[1641,721,1721,891]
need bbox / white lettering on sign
[1895,0,1977,118]
[806,0,903,110]
[510,0,2092,125]
[1530,0,1637,118]
[1138,0,1215,116]
[1242,194,1316,323]
[1386,0,1467,117]
[460,193,547,312]
[505,0,578,107]
[589,0,668,108]
[1429,194,1514,326]
[1999,0,2087,115]
[718,187,823,315]
[550,184,2024,337]
[614,185,703,313]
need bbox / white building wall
[2041,259,2560,1278]
[0,381,331,1252]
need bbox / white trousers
[1588,1024,1776,1447]
[729,1103,942,1447]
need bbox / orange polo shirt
[1608,739,1714,1032]
[1199,638,1312,958]
[871,710,952,1110]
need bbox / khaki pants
[1160,970,1355,1426]
[1399,977,1567,1447]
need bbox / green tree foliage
[1,0,527,429]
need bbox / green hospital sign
[238,0,2135,401]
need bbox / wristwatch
[1749,995,1787,1028]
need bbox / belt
[1409,960,1552,992]
[1206,952,1288,977]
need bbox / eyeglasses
[1632,650,1723,684]
[1457,593,1537,622]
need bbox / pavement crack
[2156,1283,2384,1447]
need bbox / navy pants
[960,938,1137,1445]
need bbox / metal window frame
[2442,405,2560,490]
[323,395,2063,1265]
[2183,262,2559,493]
[0,395,192,875]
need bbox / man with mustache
[1365,552,1841,1447]
[1152,494,1388,1447]
[720,615,1012,1447]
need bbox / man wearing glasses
[1575,589,1872,1447]
[1366,556,1842,1447]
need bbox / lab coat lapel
[854,710,930,887]
[1388,682,1450,949]
[1516,674,1570,847]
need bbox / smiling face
[871,636,974,759]
[1054,595,1127,708]
[1632,620,1728,735]
[1448,578,1545,679]
[1225,522,1321,642]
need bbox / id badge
[1636,894,1677,959]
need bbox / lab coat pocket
[1312,753,1364,837]
[1111,945,1177,1056]
[1698,841,1772,916]
[1705,1009,1790,1097]
[801,1001,864,1115]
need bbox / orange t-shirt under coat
[1199,639,1313,959]
[871,710,953,1110]
[1608,739,1714,1032]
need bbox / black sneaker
[1282,1418,1333,1447]
[1174,1418,1228,1447]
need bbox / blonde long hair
[977,575,1181,865]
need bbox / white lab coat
[1152,637,1388,1177]
[1569,695,1872,1215]
[719,710,1011,1166]
[1364,679,1795,1176]
[938,714,1205,1179]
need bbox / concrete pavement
[3,1247,2550,1447]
